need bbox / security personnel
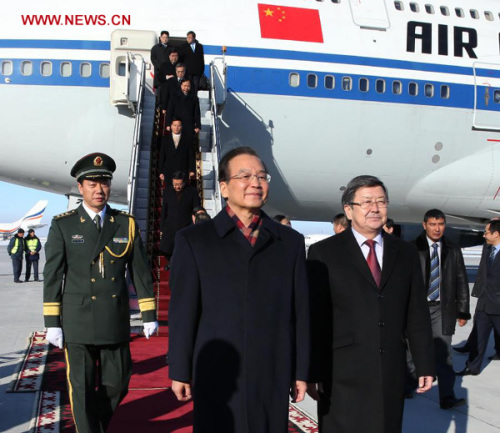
[24,228,42,281]
[7,228,25,283]
[43,153,158,433]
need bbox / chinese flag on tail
[258,4,323,43]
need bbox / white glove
[143,321,158,339]
[46,327,64,349]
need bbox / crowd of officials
[3,30,491,433]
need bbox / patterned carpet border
[7,331,48,393]
[289,403,319,433]
[29,391,61,433]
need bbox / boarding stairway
[117,47,227,335]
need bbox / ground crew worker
[43,153,158,433]
[24,228,42,281]
[7,228,25,283]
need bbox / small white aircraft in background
[0,200,48,240]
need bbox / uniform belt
[428,300,440,306]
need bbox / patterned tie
[94,214,101,233]
[489,246,497,268]
[365,240,381,287]
[428,243,440,301]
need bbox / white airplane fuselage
[1,1,500,223]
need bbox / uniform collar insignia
[80,216,85,223]
[110,216,114,223]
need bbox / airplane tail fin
[0,200,48,237]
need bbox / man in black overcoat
[160,171,200,261]
[307,175,435,433]
[160,62,188,113]
[150,30,171,90]
[168,147,310,432]
[179,31,205,93]
[159,119,195,183]
[409,208,469,409]
[166,79,201,138]
[458,219,500,376]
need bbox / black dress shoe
[488,353,500,361]
[440,397,466,410]
[456,367,478,376]
[453,345,470,353]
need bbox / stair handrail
[209,59,227,214]
[127,53,146,214]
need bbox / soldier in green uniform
[43,153,157,433]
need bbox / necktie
[489,246,497,268]
[94,214,101,233]
[365,240,381,287]
[428,243,440,301]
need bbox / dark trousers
[467,310,500,374]
[406,305,456,401]
[461,316,500,355]
[11,257,22,282]
[25,255,39,281]
[65,342,132,433]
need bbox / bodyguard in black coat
[410,209,469,409]
[169,147,310,432]
[307,175,434,433]
[150,31,171,89]
[159,120,195,183]
[160,175,200,259]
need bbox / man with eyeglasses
[307,175,434,433]
[168,146,310,432]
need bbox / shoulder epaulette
[119,210,135,218]
[53,209,77,220]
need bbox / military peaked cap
[71,153,116,181]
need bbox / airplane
[1,0,500,228]
[0,200,48,240]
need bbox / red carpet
[27,333,317,432]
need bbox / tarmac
[0,244,499,432]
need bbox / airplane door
[473,61,500,131]
[348,0,390,30]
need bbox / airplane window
[99,63,110,78]
[60,62,72,77]
[80,62,92,78]
[1,60,13,76]
[392,81,402,95]
[470,9,479,19]
[342,76,352,91]
[289,72,300,87]
[376,79,386,94]
[331,0,341,3]
[455,8,464,18]
[307,74,318,89]
[410,3,419,13]
[409,82,418,96]
[41,61,52,76]
[440,85,450,99]
[424,83,434,97]
[484,11,494,21]
[494,90,500,103]
[425,4,434,14]
[359,78,369,92]
[440,6,449,16]
[394,1,404,11]
[20,61,32,76]
[324,75,335,89]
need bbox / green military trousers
[64,342,132,433]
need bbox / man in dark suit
[168,147,310,432]
[166,79,201,138]
[457,219,500,376]
[160,171,200,263]
[179,31,205,93]
[150,30,171,91]
[160,63,189,114]
[159,118,195,183]
[307,175,434,433]
[410,208,469,409]
[43,153,157,433]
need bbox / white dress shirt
[82,202,106,229]
[351,228,384,270]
